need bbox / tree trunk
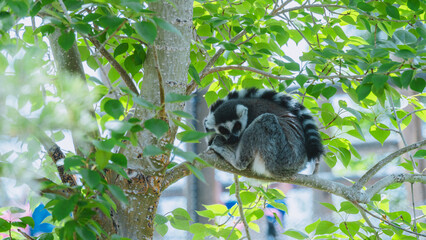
[114,0,193,239]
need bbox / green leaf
[154,214,169,224]
[196,209,215,219]
[315,220,338,235]
[75,226,96,240]
[104,99,124,119]
[19,216,35,228]
[95,150,111,170]
[79,169,101,189]
[105,121,134,134]
[7,0,29,18]
[153,17,182,37]
[144,119,169,138]
[320,202,338,212]
[203,204,228,216]
[205,37,220,44]
[114,43,129,57]
[172,208,192,220]
[108,184,128,204]
[284,62,300,71]
[173,148,198,162]
[133,96,158,109]
[240,191,257,205]
[369,124,391,145]
[356,83,371,101]
[179,130,210,142]
[92,139,115,151]
[188,64,200,85]
[58,30,75,51]
[386,4,400,19]
[111,153,127,167]
[339,221,360,237]
[394,30,417,45]
[155,223,168,236]
[30,1,42,16]
[37,233,54,240]
[407,0,420,11]
[0,218,11,232]
[372,74,388,90]
[410,78,426,93]
[339,201,359,214]
[395,49,415,59]
[305,218,321,234]
[64,156,85,171]
[171,110,193,119]
[52,195,78,221]
[401,70,414,88]
[135,21,157,44]
[413,149,426,159]
[322,87,337,99]
[218,41,238,51]
[143,145,164,156]
[283,229,308,239]
[165,92,192,103]
[357,2,374,12]
[185,163,206,183]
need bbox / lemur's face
[204,104,248,144]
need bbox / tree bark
[114,0,193,239]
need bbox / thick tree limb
[353,139,426,191]
[164,139,426,204]
[89,37,140,95]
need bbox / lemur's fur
[205,88,323,177]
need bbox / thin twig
[89,37,139,94]
[58,0,72,23]
[388,92,417,171]
[373,117,399,133]
[234,174,251,240]
[18,229,35,240]
[400,108,426,122]
[278,14,314,49]
[152,45,166,120]
[356,206,380,239]
[93,19,128,57]
[353,139,426,191]
[411,183,419,239]
[82,37,119,99]
[354,203,426,238]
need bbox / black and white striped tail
[295,103,324,161]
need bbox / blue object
[30,204,54,236]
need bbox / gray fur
[205,88,322,177]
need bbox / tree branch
[360,174,426,203]
[276,4,347,15]
[234,174,251,240]
[164,139,426,204]
[354,203,426,238]
[89,37,140,95]
[186,29,248,94]
[203,65,426,82]
[353,139,426,191]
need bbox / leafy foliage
[0,0,425,239]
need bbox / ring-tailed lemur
[204,88,323,177]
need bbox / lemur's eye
[218,126,230,135]
[232,122,242,133]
